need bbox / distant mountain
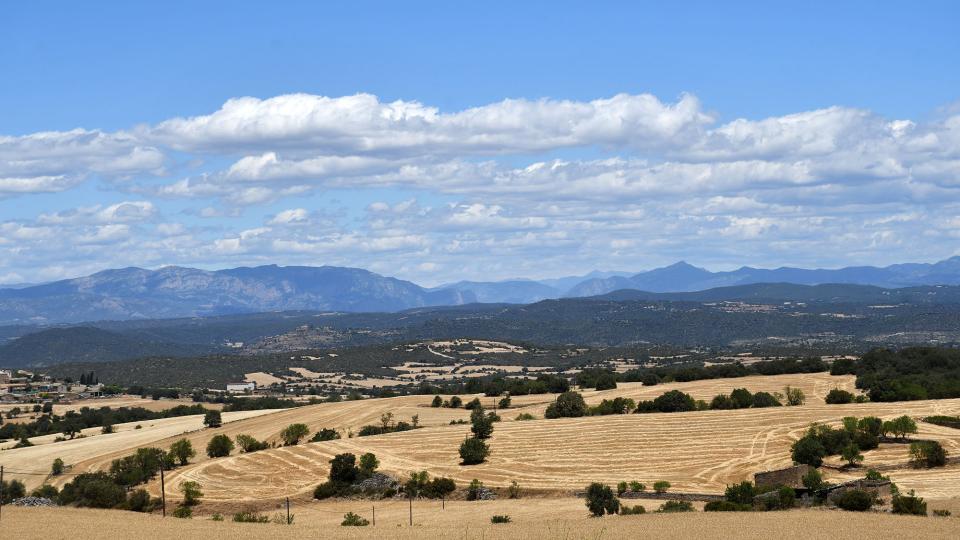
[566,257,960,297]
[431,280,560,304]
[0,265,473,325]
[593,282,960,304]
[0,327,212,367]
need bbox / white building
[226,381,256,393]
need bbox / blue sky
[1,1,959,285]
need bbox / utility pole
[286,497,290,524]
[372,505,375,526]
[159,465,166,517]
[409,496,413,526]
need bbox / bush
[620,504,646,515]
[704,500,751,512]
[448,396,463,408]
[825,389,854,404]
[802,468,825,491]
[424,476,456,499]
[909,441,947,468]
[51,457,65,475]
[784,386,806,406]
[172,506,192,519]
[467,479,485,501]
[515,413,535,421]
[508,480,521,499]
[203,410,222,428]
[126,489,153,512]
[329,453,358,483]
[833,489,875,511]
[464,398,482,410]
[650,390,696,413]
[31,484,59,500]
[181,481,203,506]
[730,388,754,409]
[341,512,370,526]
[585,483,620,516]
[58,473,125,508]
[234,511,270,523]
[280,423,310,446]
[653,481,671,494]
[431,395,443,407]
[658,500,694,513]
[831,358,857,375]
[933,509,951,517]
[359,452,380,477]
[0,479,26,504]
[791,434,827,467]
[211,513,224,521]
[545,392,588,418]
[751,392,782,408]
[490,514,512,523]
[892,490,927,515]
[313,481,349,500]
[724,481,755,505]
[498,395,512,409]
[617,481,628,495]
[709,394,737,410]
[235,434,269,452]
[470,407,495,439]
[629,481,645,492]
[206,434,234,457]
[310,428,340,442]
[459,437,490,465]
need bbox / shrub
[730,388,754,409]
[490,514,512,523]
[206,434,234,457]
[0,479,26,504]
[724,481,755,505]
[329,453,358,483]
[58,473,125,508]
[431,395,443,407]
[629,481,645,492]
[704,500,751,512]
[51,457,65,475]
[235,434,269,452]
[448,396,463,408]
[653,480,671,494]
[709,394,737,410]
[498,395,512,409]
[651,390,696,413]
[126,489,153,512]
[617,481,628,495]
[825,389,854,404]
[181,481,203,506]
[424,476,456,499]
[658,500,694,513]
[892,490,927,515]
[751,392,782,408]
[909,441,947,468]
[801,468,825,491]
[508,480,521,499]
[31,484,59,500]
[341,512,369,526]
[585,482,620,516]
[310,428,340,442]
[933,509,951,517]
[459,437,490,465]
[590,397,636,416]
[313,481,348,500]
[234,511,270,523]
[784,386,806,406]
[467,479,485,501]
[545,392,588,418]
[833,489,875,511]
[169,439,195,466]
[594,372,618,390]
[515,413,536,421]
[280,423,310,446]
[211,513,224,521]
[831,358,857,375]
[101,423,115,434]
[203,410,222,428]
[359,452,380,477]
[172,506,192,519]
[464,398,482,410]
[620,504,646,515]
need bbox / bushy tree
[545,392,587,418]
[841,444,864,467]
[203,410,222,428]
[51,457,65,475]
[235,434,269,452]
[910,441,947,468]
[709,394,737,410]
[653,480,671,493]
[650,390,696,413]
[359,452,379,477]
[448,396,463,408]
[791,435,827,467]
[470,406,495,439]
[58,473,125,508]
[884,415,918,439]
[802,468,825,491]
[751,392,781,408]
[206,434,234,458]
[825,389,854,404]
[892,490,927,515]
[724,481,755,505]
[310,428,340,442]
[459,437,490,465]
[498,395,512,409]
[329,453,358,483]
[280,423,310,446]
[0,479,26,504]
[126,489,153,512]
[730,388,754,409]
[180,481,203,506]
[464,398,482,410]
[784,386,806,406]
[833,489,875,511]
[584,483,620,517]
[431,395,443,407]
[169,439,196,466]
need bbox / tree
[380,412,394,429]
[751,392,781,408]
[653,481,671,494]
[206,434,234,458]
[825,389,854,404]
[910,441,947,468]
[791,434,827,467]
[730,388,753,409]
[784,386,806,406]
[584,483,620,516]
[885,415,918,439]
[464,398,482,410]
[180,481,203,506]
[359,452,380,477]
[51,457,65,475]
[431,395,443,407]
[203,410,222,428]
[650,390,696,413]
[235,434,269,452]
[0,479,26,504]
[841,443,864,467]
[280,423,310,446]
[169,439,196,466]
[459,437,490,465]
[724,481,755,505]
[405,470,429,497]
[544,392,587,418]
[448,396,463,408]
[709,394,737,410]
[498,395,512,409]
[470,407,494,439]
[892,490,927,515]
[329,453,358,483]
[833,489,875,511]
[594,372,617,390]
[310,428,340,442]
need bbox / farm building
[227,381,257,393]
[825,479,893,501]
[754,464,813,490]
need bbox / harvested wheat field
[0,396,223,424]
[3,505,959,540]
[164,395,960,503]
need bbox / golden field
[2,504,959,540]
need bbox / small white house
[226,382,256,394]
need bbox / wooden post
[409,496,412,526]
[286,497,290,524]
[441,495,445,510]
[372,505,375,526]
[159,465,166,517]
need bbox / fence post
[159,465,166,517]
[372,505,375,526]
[409,496,412,526]
[286,497,290,524]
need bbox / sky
[1,1,959,286]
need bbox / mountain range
[2,257,960,325]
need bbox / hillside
[0,327,212,367]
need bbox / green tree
[310,428,340,442]
[910,441,947,468]
[235,434,269,452]
[784,386,806,406]
[359,452,379,477]
[841,443,864,467]
[328,453,358,483]
[729,388,753,409]
[498,395,512,409]
[802,468,825,491]
[791,434,827,467]
[180,481,203,506]
[459,437,490,465]
[544,391,587,418]
[206,434,234,458]
[448,396,463,408]
[203,410,222,428]
[825,389,854,404]
[280,423,310,446]
[51,457,65,475]
[431,395,443,407]
[584,483,620,516]
[651,390,696,413]
[653,481,671,494]
[470,406,495,439]
[169,439,196,466]
[892,490,927,515]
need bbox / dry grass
[0,396,222,424]
[3,505,959,540]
